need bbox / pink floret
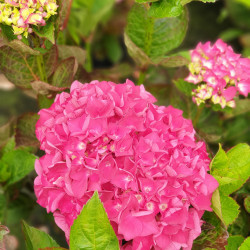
[34,79,218,250]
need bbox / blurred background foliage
[0,0,249,249]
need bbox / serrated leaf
[211,189,224,224]
[52,57,78,87]
[58,45,86,66]
[211,144,250,195]
[125,3,188,65]
[33,20,55,44]
[0,149,36,186]
[0,46,38,88]
[225,235,245,250]
[70,192,119,250]
[220,194,240,226]
[15,113,39,148]
[244,196,250,213]
[239,237,250,250]
[31,81,67,95]
[124,33,151,66]
[22,221,59,250]
[149,0,183,18]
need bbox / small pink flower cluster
[0,0,58,38]
[186,39,250,108]
[34,80,218,250]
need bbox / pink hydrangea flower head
[34,79,218,250]
[186,39,250,108]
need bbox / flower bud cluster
[186,39,250,108]
[0,0,58,38]
[35,80,218,250]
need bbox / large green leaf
[68,0,115,43]
[220,194,240,226]
[239,237,250,250]
[211,144,250,195]
[15,113,39,148]
[0,149,36,186]
[226,235,245,250]
[52,57,78,87]
[125,3,188,65]
[0,46,37,88]
[58,45,86,66]
[70,192,119,250]
[149,0,183,18]
[22,221,60,250]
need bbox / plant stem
[193,106,204,127]
[36,54,47,82]
[33,36,47,82]
[138,70,147,85]
[85,41,93,73]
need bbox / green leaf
[22,221,60,250]
[160,53,190,67]
[57,0,73,31]
[58,45,86,66]
[33,20,55,44]
[7,40,40,55]
[125,3,188,65]
[15,113,39,148]
[173,79,194,96]
[37,95,55,109]
[0,46,37,88]
[211,189,224,224]
[225,235,244,250]
[220,194,240,226]
[43,45,59,78]
[211,144,250,195]
[104,35,123,64]
[68,0,115,42]
[70,192,119,250]
[0,149,36,186]
[52,57,78,87]
[0,24,17,41]
[149,0,183,18]
[0,190,6,222]
[239,237,250,250]
[235,0,250,8]
[244,196,250,213]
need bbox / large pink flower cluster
[34,80,218,250]
[186,39,250,108]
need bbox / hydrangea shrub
[34,80,218,249]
